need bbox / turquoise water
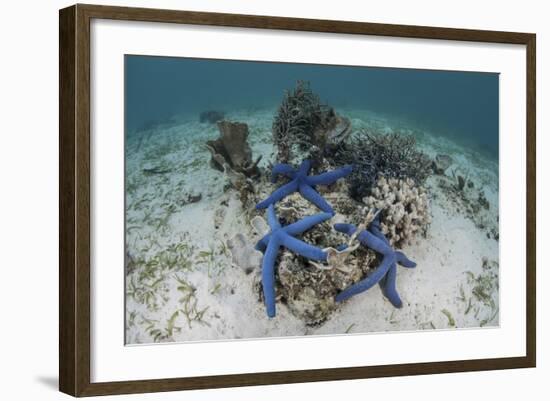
[125,55,499,159]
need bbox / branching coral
[363,177,430,247]
[329,131,432,200]
[272,81,328,162]
[272,81,350,165]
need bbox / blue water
[125,55,499,159]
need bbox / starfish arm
[336,244,349,251]
[358,230,393,255]
[261,239,281,318]
[271,164,296,182]
[378,273,388,290]
[280,235,327,262]
[266,204,281,229]
[369,223,387,243]
[298,159,312,175]
[334,223,358,236]
[369,215,384,236]
[256,181,298,210]
[299,183,335,214]
[396,251,416,268]
[255,233,271,253]
[377,262,389,296]
[370,222,416,267]
[382,264,403,308]
[335,253,395,302]
[284,212,332,236]
[307,165,353,186]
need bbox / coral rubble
[276,245,373,325]
[178,193,202,206]
[254,205,331,317]
[252,194,374,325]
[432,154,453,175]
[333,215,416,307]
[256,159,353,215]
[227,233,262,275]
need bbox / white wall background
[0,0,546,400]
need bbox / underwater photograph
[124,55,499,344]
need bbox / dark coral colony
[205,81,433,323]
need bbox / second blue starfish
[256,160,353,215]
[334,215,416,307]
[255,204,331,317]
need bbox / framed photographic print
[59,4,536,397]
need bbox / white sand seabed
[124,108,499,344]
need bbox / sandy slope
[124,108,499,344]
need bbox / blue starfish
[256,160,353,215]
[255,204,332,317]
[369,216,417,307]
[333,215,416,307]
